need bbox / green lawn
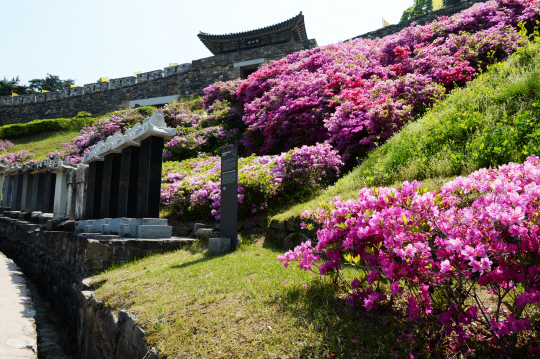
[94,240,412,358]
[7,129,80,161]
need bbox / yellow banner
[70,85,78,88]
[12,92,19,97]
[169,62,178,67]
[383,18,390,27]
[101,77,109,82]
[433,0,443,11]
[42,90,49,93]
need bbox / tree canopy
[28,74,75,92]
[0,77,32,97]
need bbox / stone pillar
[85,161,104,220]
[53,170,68,218]
[1,176,9,207]
[66,168,76,220]
[100,153,122,219]
[117,146,140,218]
[23,174,33,212]
[136,136,164,218]
[74,165,88,220]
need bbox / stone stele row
[0,110,176,239]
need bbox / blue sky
[0,0,414,86]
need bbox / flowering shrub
[161,143,343,221]
[69,109,147,161]
[163,100,244,161]
[204,0,539,160]
[279,155,540,356]
[0,150,34,165]
[0,140,14,153]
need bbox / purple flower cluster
[70,109,146,161]
[0,140,14,153]
[204,0,539,160]
[0,150,34,165]
[161,143,343,221]
[280,155,540,356]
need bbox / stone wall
[352,0,487,40]
[265,216,319,249]
[78,291,159,359]
[0,216,194,358]
[0,40,317,125]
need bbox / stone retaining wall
[0,40,316,125]
[0,216,194,358]
[265,216,319,249]
[78,291,158,359]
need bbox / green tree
[0,77,32,97]
[400,0,433,22]
[28,74,75,92]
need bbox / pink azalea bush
[0,150,34,165]
[204,0,539,160]
[65,109,147,162]
[0,140,14,153]
[279,155,540,356]
[161,143,343,221]
[163,99,244,161]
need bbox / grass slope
[94,241,412,358]
[8,129,81,161]
[274,39,540,221]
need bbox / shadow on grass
[169,244,218,271]
[269,277,418,358]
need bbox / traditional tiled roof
[198,12,308,55]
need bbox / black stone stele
[24,174,33,212]
[101,153,122,218]
[14,174,24,211]
[30,173,41,212]
[10,174,20,211]
[136,136,164,218]
[35,172,52,212]
[85,161,104,220]
[118,146,140,218]
[220,146,239,250]
[47,173,56,213]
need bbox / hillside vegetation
[275,37,540,221]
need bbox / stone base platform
[76,218,172,239]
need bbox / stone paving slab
[0,252,37,358]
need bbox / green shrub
[0,116,95,140]
[136,106,156,117]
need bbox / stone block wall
[78,291,158,359]
[265,216,320,249]
[0,216,193,358]
[0,40,317,125]
[352,0,487,40]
